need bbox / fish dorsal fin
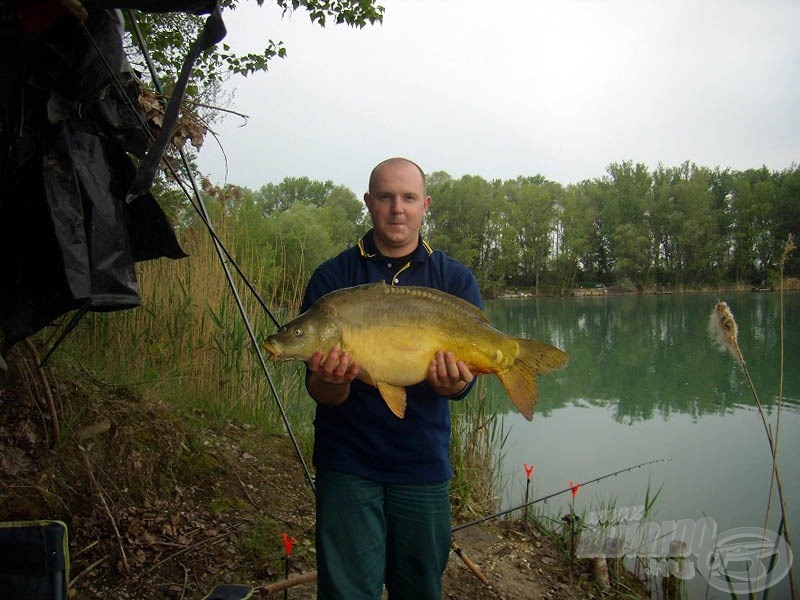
[377,382,407,419]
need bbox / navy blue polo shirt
[301,230,483,484]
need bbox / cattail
[781,233,796,267]
[709,301,744,366]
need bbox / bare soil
[0,348,648,600]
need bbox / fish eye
[294,328,303,337]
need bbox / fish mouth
[262,340,283,361]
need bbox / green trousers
[315,469,452,600]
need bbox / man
[302,157,483,600]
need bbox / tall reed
[709,234,796,599]
[450,377,506,519]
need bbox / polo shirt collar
[357,230,433,262]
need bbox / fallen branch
[258,571,317,595]
[143,531,230,575]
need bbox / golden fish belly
[342,324,439,386]
[341,320,517,387]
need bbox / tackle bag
[0,520,70,600]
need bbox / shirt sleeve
[451,271,483,311]
[301,266,336,312]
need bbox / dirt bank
[0,351,648,599]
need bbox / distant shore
[496,278,800,299]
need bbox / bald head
[368,157,427,196]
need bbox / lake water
[482,291,799,598]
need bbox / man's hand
[428,351,474,398]
[307,347,360,406]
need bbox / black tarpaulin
[0,2,222,351]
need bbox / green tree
[560,180,606,284]
[672,164,723,285]
[124,1,385,189]
[649,164,678,283]
[650,162,724,287]
[728,168,778,284]
[319,186,369,250]
[499,177,559,293]
[127,1,384,89]
[772,165,800,278]
[603,162,653,290]
[426,175,496,285]
[254,176,366,249]
[256,177,353,212]
[426,174,514,294]
[265,202,338,303]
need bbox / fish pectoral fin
[357,368,376,388]
[377,382,408,419]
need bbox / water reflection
[485,292,800,422]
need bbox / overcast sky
[195,0,800,196]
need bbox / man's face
[364,161,431,258]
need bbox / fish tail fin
[497,340,569,421]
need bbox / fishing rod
[452,457,670,533]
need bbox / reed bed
[61,219,308,433]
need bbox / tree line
[425,161,799,295]
[180,161,799,303]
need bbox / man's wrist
[309,374,351,406]
[446,381,469,398]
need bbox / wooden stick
[237,476,260,509]
[24,339,59,445]
[69,553,109,587]
[451,540,491,586]
[72,540,100,559]
[179,563,189,600]
[259,571,317,595]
